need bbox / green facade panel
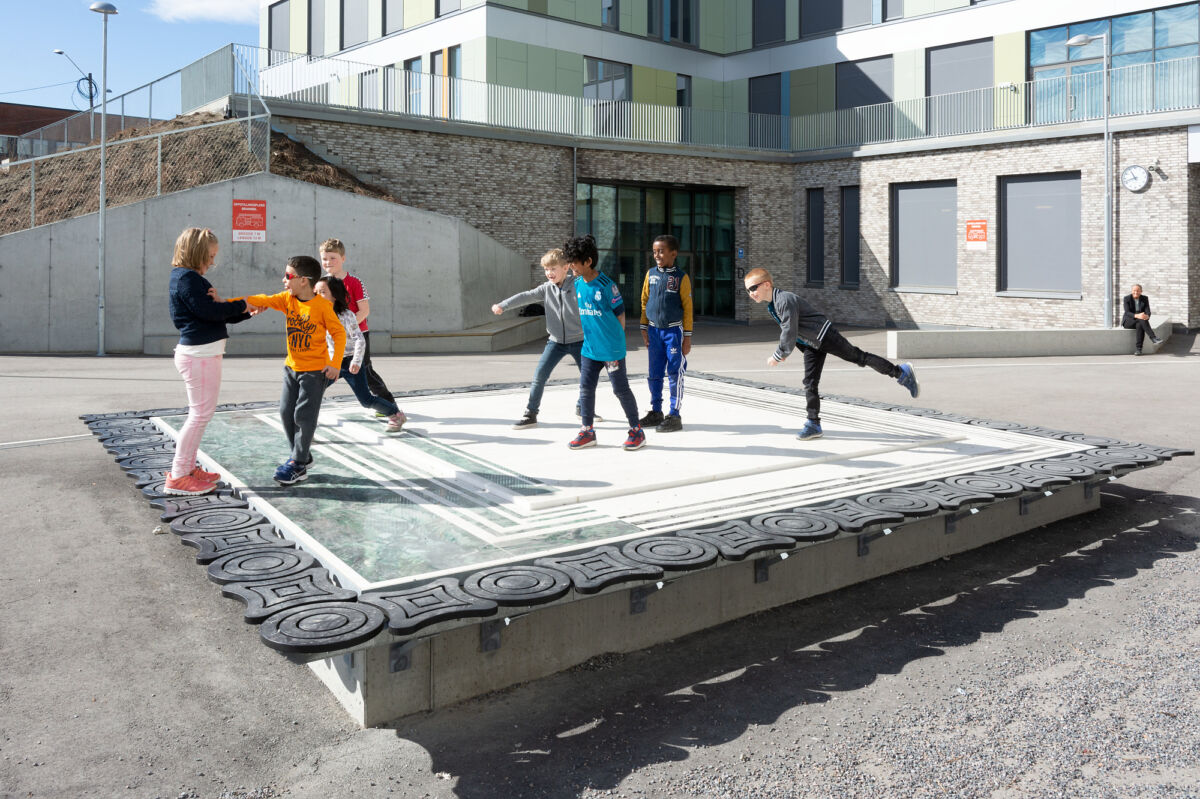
[789,65,835,115]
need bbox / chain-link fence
[1,114,269,236]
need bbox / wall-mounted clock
[1121,164,1151,192]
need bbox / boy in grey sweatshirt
[492,248,590,428]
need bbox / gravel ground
[1,327,1197,798]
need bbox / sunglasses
[745,281,766,294]
[283,271,299,281]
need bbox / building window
[802,0,873,37]
[926,39,994,135]
[806,188,824,286]
[430,45,461,118]
[602,0,619,30]
[676,74,691,106]
[841,186,860,287]
[749,73,782,148]
[342,0,369,50]
[648,0,663,38]
[436,0,460,16]
[385,0,403,35]
[836,56,893,109]
[576,183,736,318]
[404,56,423,113]
[268,0,290,60]
[884,0,903,21]
[310,0,326,56]
[584,57,631,101]
[999,173,1081,294]
[753,0,785,47]
[891,180,957,289]
[669,0,698,45]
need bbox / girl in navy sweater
[165,228,251,495]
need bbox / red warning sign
[232,199,266,242]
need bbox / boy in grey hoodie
[492,248,590,428]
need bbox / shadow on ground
[391,483,1199,799]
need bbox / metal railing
[232,44,1200,154]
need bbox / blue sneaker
[796,421,823,441]
[274,458,309,486]
[897,363,920,399]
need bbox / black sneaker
[512,411,538,430]
[639,410,664,427]
[656,414,682,433]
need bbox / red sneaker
[568,427,597,450]
[164,473,216,496]
[191,465,220,482]
[623,426,646,451]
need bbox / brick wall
[283,115,1197,330]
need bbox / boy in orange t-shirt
[242,255,346,485]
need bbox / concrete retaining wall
[886,317,1173,359]
[0,173,532,355]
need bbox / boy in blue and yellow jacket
[639,235,693,433]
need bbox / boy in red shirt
[319,238,395,410]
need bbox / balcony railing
[17,43,1200,161]
[233,45,1200,153]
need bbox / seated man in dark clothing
[1121,284,1161,355]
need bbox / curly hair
[562,234,598,267]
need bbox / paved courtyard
[1,325,1197,798]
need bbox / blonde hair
[743,267,772,285]
[540,248,566,268]
[319,238,346,256]
[172,228,218,271]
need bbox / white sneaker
[386,411,407,433]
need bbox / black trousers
[802,328,900,423]
[1122,318,1154,349]
[361,331,395,403]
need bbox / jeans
[528,339,583,414]
[171,352,223,478]
[578,356,639,428]
[330,359,399,417]
[360,331,395,403]
[802,328,900,423]
[281,366,328,463]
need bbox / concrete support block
[887,319,1173,359]
[308,485,1099,726]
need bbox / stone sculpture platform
[84,373,1191,726]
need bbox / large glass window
[342,0,369,50]
[576,183,736,318]
[806,188,824,286]
[891,180,957,289]
[1031,3,1200,117]
[999,173,1081,294]
[749,73,782,148]
[436,0,460,15]
[753,0,785,47]
[268,0,290,60]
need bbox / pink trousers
[171,352,223,478]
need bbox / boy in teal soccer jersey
[562,234,645,451]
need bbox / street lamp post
[52,49,97,140]
[1067,31,1112,328]
[90,1,117,357]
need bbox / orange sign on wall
[965,219,987,251]
[232,199,266,242]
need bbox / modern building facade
[255,0,1200,330]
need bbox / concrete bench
[886,317,1172,359]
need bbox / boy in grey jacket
[744,267,919,441]
[492,248,589,428]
